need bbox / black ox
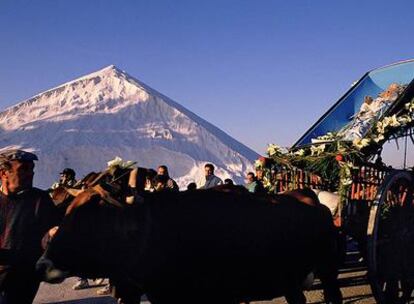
[37,167,342,304]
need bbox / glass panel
[295,60,414,147]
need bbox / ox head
[37,166,156,283]
[37,190,119,282]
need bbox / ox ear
[65,187,84,197]
[126,168,138,204]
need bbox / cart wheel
[367,170,414,304]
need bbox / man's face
[246,174,254,184]
[60,174,69,184]
[256,170,263,180]
[157,167,166,176]
[2,160,34,193]
[204,167,213,177]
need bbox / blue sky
[1,0,413,154]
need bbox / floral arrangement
[107,156,136,169]
[257,98,414,204]
[352,99,414,150]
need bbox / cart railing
[273,166,328,193]
[349,163,389,202]
[342,163,390,233]
[273,163,389,198]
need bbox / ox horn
[92,184,123,208]
[126,168,138,204]
[64,187,85,197]
[88,169,110,187]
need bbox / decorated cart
[257,59,414,303]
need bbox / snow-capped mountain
[0,65,259,189]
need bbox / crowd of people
[0,148,266,302]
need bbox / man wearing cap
[0,149,60,303]
[50,167,77,190]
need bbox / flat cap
[60,168,75,176]
[0,149,38,164]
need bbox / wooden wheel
[367,170,414,304]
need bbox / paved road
[34,252,376,304]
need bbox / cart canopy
[294,60,414,148]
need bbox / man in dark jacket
[245,172,265,194]
[0,149,60,303]
[156,165,179,192]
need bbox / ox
[38,168,341,304]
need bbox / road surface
[34,250,376,304]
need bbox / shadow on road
[48,296,116,304]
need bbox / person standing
[224,178,234,185]
[201,163,223,189]
[156,165,179,192]
[245,172,265,194]
[50,167,77,190]
[0,149,60,303]
[186,182,197,191]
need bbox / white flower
[381,115,400,129]
[254,159,263,168]
[267,144,288,156]
[389,115,400,127]
[339,162,354,186]
[107,157,136,169]
[373,134,385,143]
[353,138,371,150]
[405,101,414,112]
[313,132,336,142]
[376,121,386,134]
[107,156,123,168]
[318,144,326,154]
[382,117,390,128]
[310,144,326,156]
[294,149,305,156]
[397,115,412,125]
[267,144,281,156]
[262,177,272,188]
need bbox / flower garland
[352,98,414,150]
[257,98,414,206]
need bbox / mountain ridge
[0,65,258,188]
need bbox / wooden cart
[262,60,414,303]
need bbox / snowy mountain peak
[0,65,151,130]
[102,64,117,71]
[89,64,124,78]
[0,66,258,188]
